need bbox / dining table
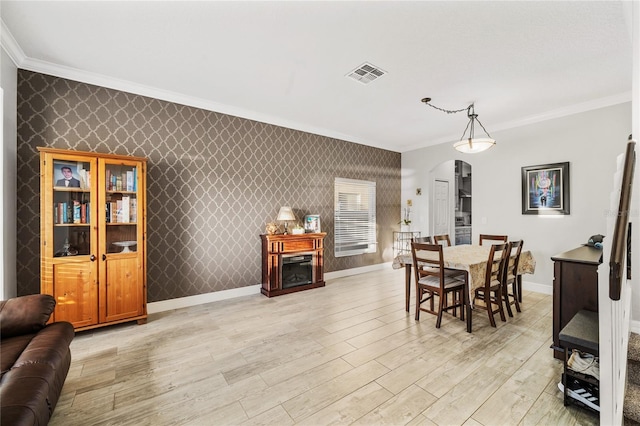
[392,244,536,332]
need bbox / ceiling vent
[346,62,386,85]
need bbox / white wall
[403,102,632,295]
[1,47,17,299]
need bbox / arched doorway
[428,160,472,244]
[454,160,472,244]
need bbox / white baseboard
[147,263,393,314]
[148,269,549,315]
[147,284,261,314]
[631,320,640,334]
[522,280,552,295]
[324,262,392,281]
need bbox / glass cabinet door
[43,154,99,329]
[101,161,141,254]
[99,158,145,323]
[51,159,94,256]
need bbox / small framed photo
[54,162,81,188]
[54,161,88,189]
[521,162,570,215]
[304,214,321,233]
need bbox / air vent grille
[346,62,387,85]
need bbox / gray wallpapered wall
[16,70,401,302]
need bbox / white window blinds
[334,178,377,257]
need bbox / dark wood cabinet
[551,246,602,359]
[261,233,326,297]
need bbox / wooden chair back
[485,242,509,287]
[411,242,444,285]
[505,240,524,281]
[479,234,508,245]
[413,236,432,243]
[473,242,510,327]
[433,234,451,247]
[502,239,524,316]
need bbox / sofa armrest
[0,294,56,338]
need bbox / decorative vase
[265,222,278,235]
[401,224,410,232]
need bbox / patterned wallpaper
[16,70,401,302]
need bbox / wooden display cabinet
[261,233,326,297]
[39,147,147,331]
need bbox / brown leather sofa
[0,294,74,425]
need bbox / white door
[433,179,450,237]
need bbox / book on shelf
[73,200,81,223]
[106,170,111,191]
[111,201,117,223]
[106,201,117,223]
[57,202,68,224]
[76,162,90,189]
[130,198,137,222]
[81,202,87,223]
[126,171,134,191]
[121,196,130,223]
[116,200,123,223]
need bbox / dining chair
[473,242,509,327]
[479,234,508,245]
[412,236,432,243]
[411,242,467,328]
[502,239,523,317]
[433,234,451,247]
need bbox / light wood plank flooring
[50,268,599,425]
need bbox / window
[334,177,377,257]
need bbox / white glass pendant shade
[454,137,496,154]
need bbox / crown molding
[0,19,25,66]
[1,12,384,151]
[4,17,630,155]
[15,56,391,152]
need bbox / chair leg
[503,285,514,318]
[496,287,506,322]
[485,292,496,327]
[517,275,523,303]
[415,286,421,321]
[436,292,445,328]
[513,285,521,313]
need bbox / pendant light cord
[421,98,469,115]
[421,98,493,139]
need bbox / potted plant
[399,207,411,231]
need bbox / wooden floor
[50,268,599,425]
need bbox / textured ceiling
[1,1,633,152]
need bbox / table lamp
[277,206,296,234]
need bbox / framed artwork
[304,214,321,233]
[521,162,570,215]
[53,161,84,189]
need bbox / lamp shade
[453,137,496,154]
[277,206,296,221]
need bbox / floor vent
[346,62,386,85]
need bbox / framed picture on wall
[521,162,570,215]
[304,214,321,233]
[53,161,86,189]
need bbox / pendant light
[421,98,496,154]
